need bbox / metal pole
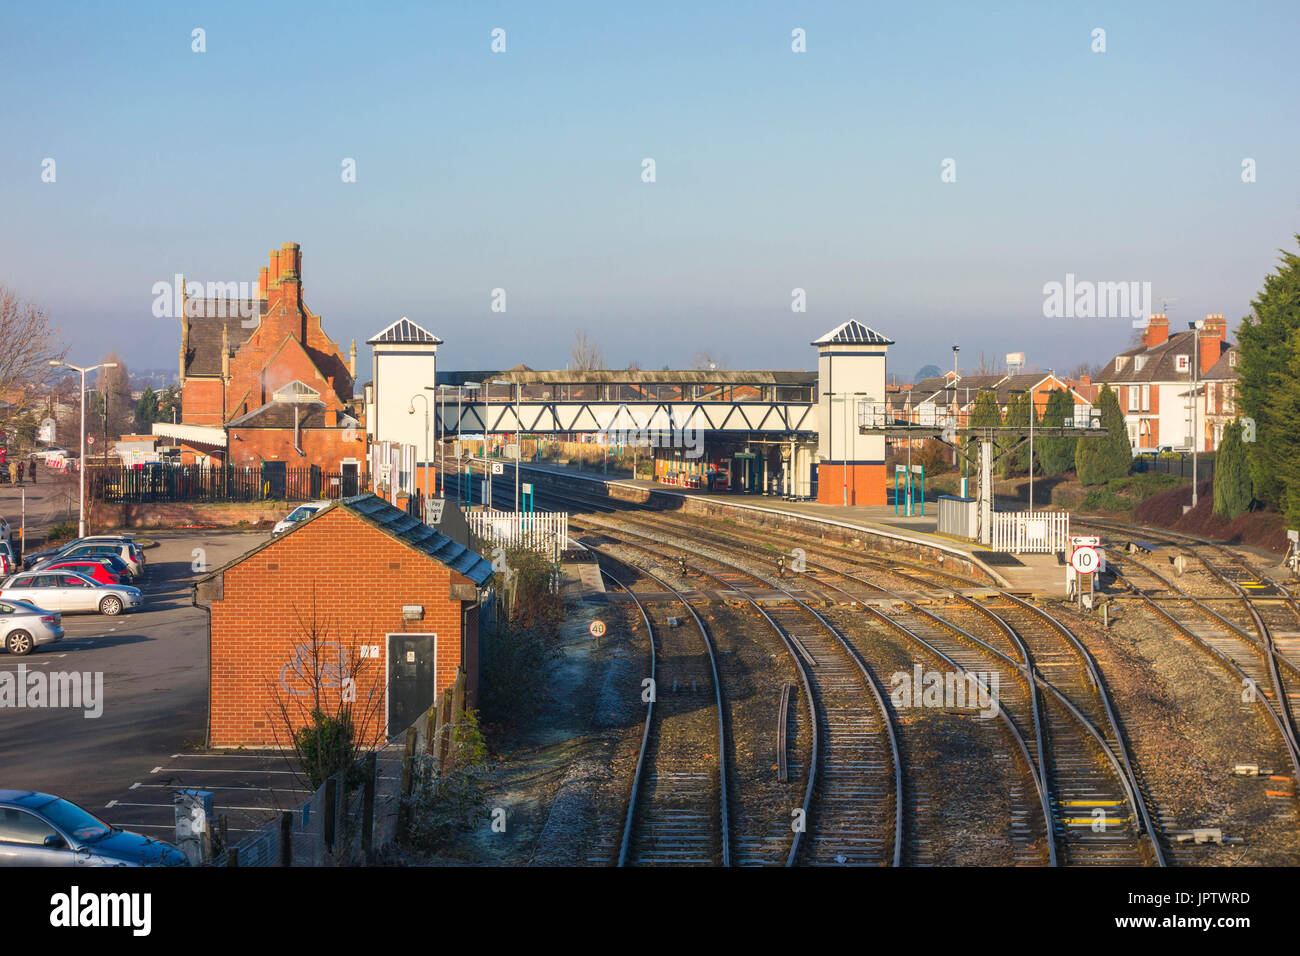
[515,382,521,512]
[1028,391,1034,513]
[438,387,445,497]
[842,393,848,506]
[1191,325,1199,509]
[78,367,87,537]
[423,403,429,504]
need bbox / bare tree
[0,286,65,421]
[569,331,605,371]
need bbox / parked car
[0,598,63,655]
[30,447,69,462]
[0,541,15,577]
[32,552,132,581]
[25,540,142,577]
[0,791,187,866]
[0,570,142,616]
[79,535,145,566]
[37,559,125,587]
[271,501,332,536]
[0,516,9,545]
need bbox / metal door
[387,634,435,738]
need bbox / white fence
[467,510,569,563]
[990,511,1070,554]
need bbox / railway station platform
[518,463,1070,597]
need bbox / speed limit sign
[1071,546,1100,575]
[589,620,606,639]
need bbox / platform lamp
[50,359,117,538]
[407,393,431,507]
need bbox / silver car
[0,598,63,655]
[0,792,188,866]
[0,570,142,616]
[41,542,142,578]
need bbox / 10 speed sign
[1071,546,1100,575]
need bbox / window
[1176,354,1190,373]
[1128,387,1140,412]
[1229,351,1239,367]
[1141,385,1150,412]
[0,808,60,846]
[1134,356,1147,372]
[1115,357,1126,371]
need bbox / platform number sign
[1070,546,1100,575]
[491,462,504,475]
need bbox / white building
[365,317,442,465]
[812,319,892,505]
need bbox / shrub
[402,709,490,848]
[294,707,367,790]
[46,522,77,544]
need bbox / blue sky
[2,0,1297,383]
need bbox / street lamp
[49,359,117,538]
[408,393,430,505]
[1189,319,1205,508]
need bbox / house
[194,493,494,748]
[154,243,366,484]
[1094,313,1232,453]
[907,371,1092,425]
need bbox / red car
[40,560,125,587]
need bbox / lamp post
[49,359,117,538]
[1189,319,1205,508]
[408,394,430,505]
[951,344,960,467]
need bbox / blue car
[0,791,188,866]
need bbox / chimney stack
[1142,313,1169,348]
[1200,314,1227,375]
[349,338,357,378]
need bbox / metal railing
[467,510,568,563]
[90,464,369,503]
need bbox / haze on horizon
[2,1,1297,384]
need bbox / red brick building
[194,494,493,748]
[157,243,366,478]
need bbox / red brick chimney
[1200,313,1227,375]
[1142,313,1169,348]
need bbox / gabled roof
[811,320,894,346]
[193,493,494,589]
[367,317,443,345]
[272,380,323,403]
[1203,344,1240,382]
[227,400,331,429]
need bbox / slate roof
[183,301,265,376]
[811,320,894,346]
[341,494,493,585]
[367,317,443,345]
[1097,330,1227,384]
[1203,344,1240,382]
[228,402,332,429]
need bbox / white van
[271,501,332,537]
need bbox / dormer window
[1115,357,1126,372]
[1175,355,1190,373]
[1229,351,1238,368]
[1133,356,1147,372]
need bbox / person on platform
[28,457,37,483]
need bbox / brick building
[194,493,493,748]
[155,243,366,479]
[1094,313,1234,452]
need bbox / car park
[0,570,142,616]
[271,500,332,536]
[0,791,188,866]
[0,598,63,655]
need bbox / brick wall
[206,507,473,748]
[89,500,286,530]
[227,426,366,470]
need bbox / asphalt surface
[0,528,294,836]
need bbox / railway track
[452,462,1159,863]
[595,558,729,866]
[601,506,1163,865]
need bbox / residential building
[1095,313,1232,453]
